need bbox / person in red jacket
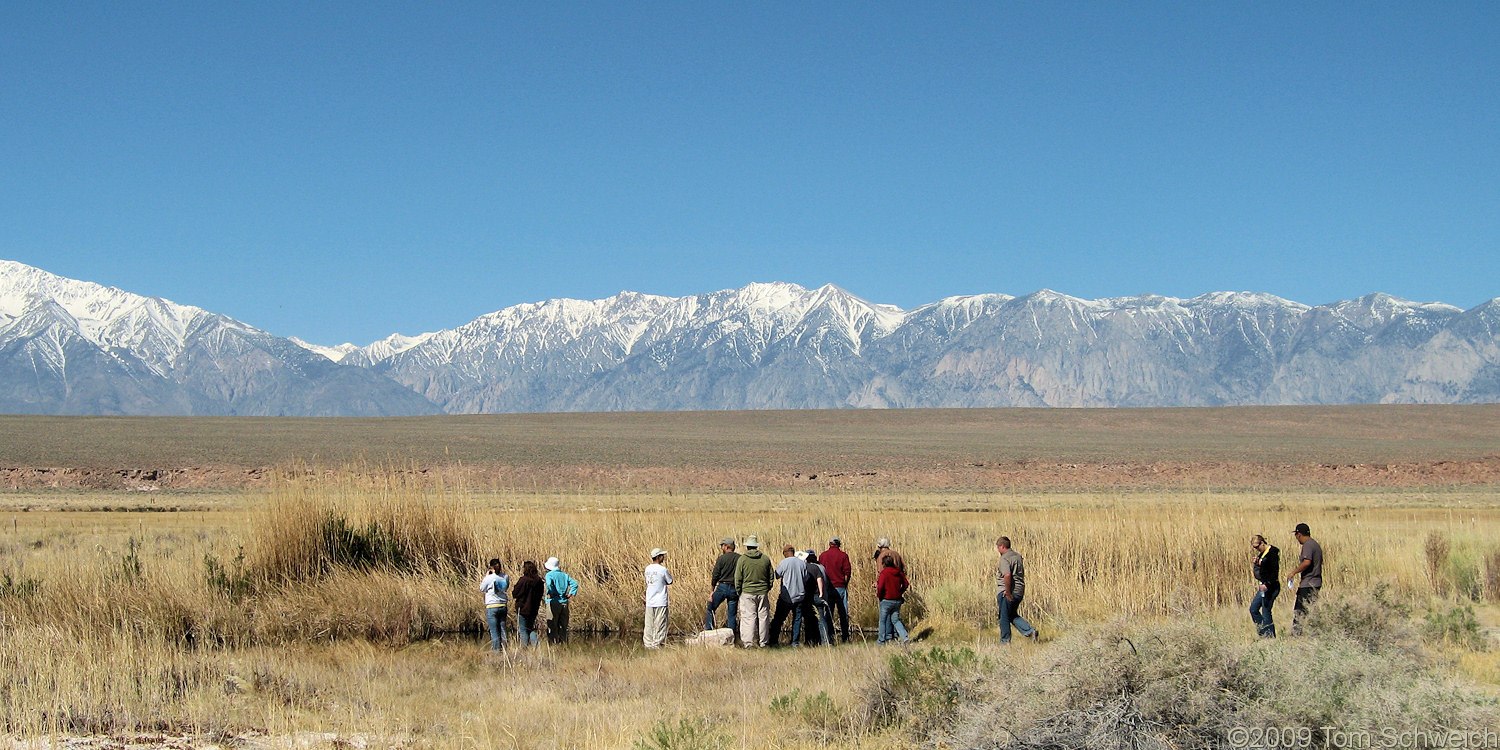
[874,556,909,644]
[820,538,853,642]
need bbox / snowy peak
[0,259,441,416]
[291,338,360,362]
[0,259,206,360]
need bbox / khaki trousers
[738,593,771,647]
[644,605,669,648]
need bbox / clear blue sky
[3,3,1497,345]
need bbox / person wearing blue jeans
[486,604,508,650]
[1249,534,1280,638]
[479,559,510,650]
[705,539,741,631]
[874,556,909,644]
[997,591,1036,642]
[996,537,1037,643]
[516,612,540,646]
[511,560,544,647]
[832,588,849,638]
[820,539,853,643]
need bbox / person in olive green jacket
[734,535,775,648]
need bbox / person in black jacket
[1249,534,1281,638]
[705,538,740,632]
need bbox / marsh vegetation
[1,470,1497,747]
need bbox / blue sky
[3,3,1497,345]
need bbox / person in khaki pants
[643,548,673,649]
[733,535,775,647]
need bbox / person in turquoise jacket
[543,556,580,644]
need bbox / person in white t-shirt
[643,548,673,649]
[479,558,510,651]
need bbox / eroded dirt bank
[4,456,1499,493]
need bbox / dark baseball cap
[1293,523,1311,536]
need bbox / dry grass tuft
[251,467,478,583]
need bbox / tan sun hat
[744,535,760,548]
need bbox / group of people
[479,556,580,649]
[704,535,912,648]
[477,534,1038,650]
[1247,522,1325,638]
[477,522,1326,650]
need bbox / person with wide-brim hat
[733,535,775,647]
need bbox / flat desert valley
[2,405,1498,748]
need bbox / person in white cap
[543,557,580,644]
[643,548,673,649]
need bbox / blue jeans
[769,592,802,646]
[998,592,1035,643]
[832,587,850,642]
[485,606,508,650]
[705,583,738,631]
[878,599,908,644]
[517,613,540,646]
[1250,586,1278,638]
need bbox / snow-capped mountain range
[2,258,1497,415]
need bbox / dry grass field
[2,407,1499,748]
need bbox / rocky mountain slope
[0,260,439,415]
[3,259,1497,415]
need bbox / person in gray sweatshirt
[768,545,808,647]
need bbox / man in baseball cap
[821,537,852,642]
[1286,523,1323,635]
[705,538,741,634]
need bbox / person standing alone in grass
[734,535,774,648]
[704,538,740,633]
[480,559,510,651]
[875,556,910,644]
[511,560,544,647]
[996,537,1038,643]
[1286,523,1323,636]
[544,557,580,644]
[1249,534,1280,638]
[643,548,673,649]
[820,538,852,643]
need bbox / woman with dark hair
[480,559,510,650]
[805,551,834,645]
[874,556,909,644]
[511,560,545,647]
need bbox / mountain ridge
[3,258,1497,415]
